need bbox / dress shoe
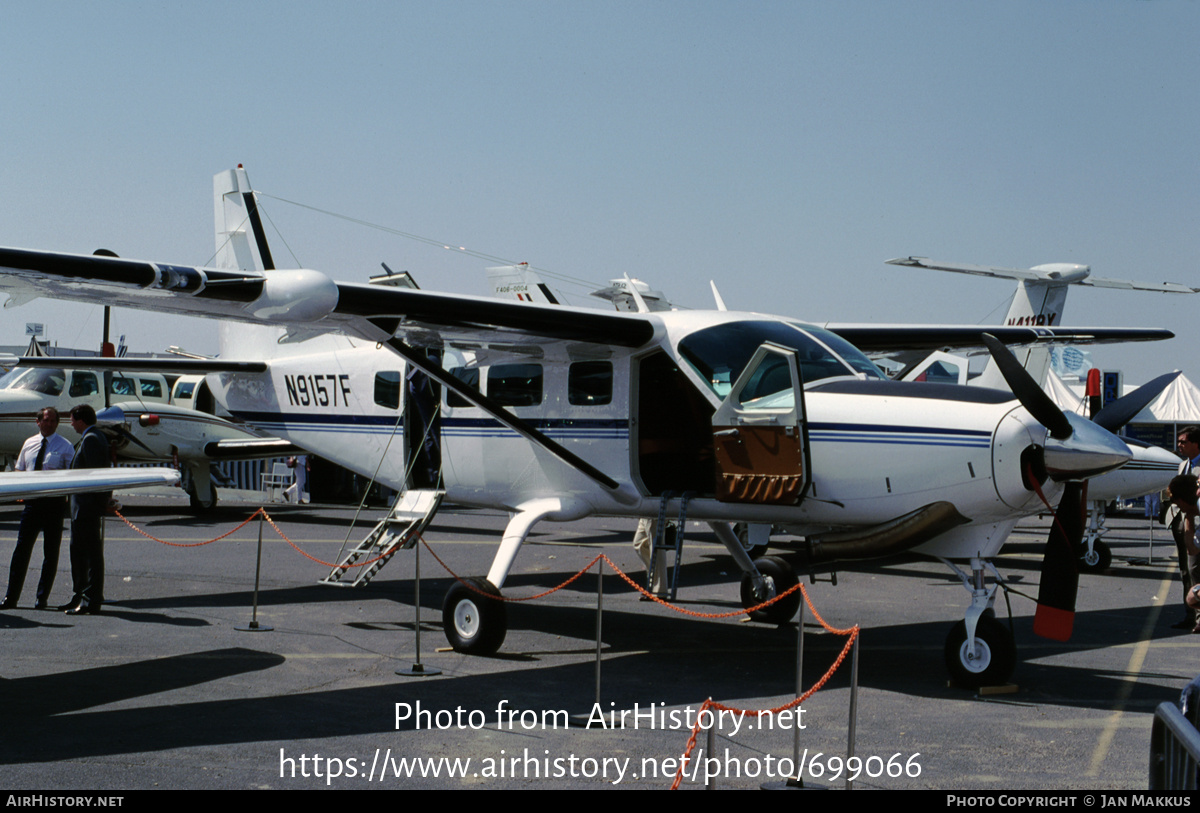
[65,604,100,616]
[56,601,80,611]
[32,600,47,610]
[0,597,16,610]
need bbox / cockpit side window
[678,320,879,399]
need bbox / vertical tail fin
[213,165,274,273]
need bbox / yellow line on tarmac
[1085,568,1175,777]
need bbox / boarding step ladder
[320,489,444,587]
[647,491,696,602]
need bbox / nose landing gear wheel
[739,556,801,625]
[944,611,1016,688]
[1077,540,1112,574]
[443,577,507,655]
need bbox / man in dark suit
[62,404,111,615]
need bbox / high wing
[0,247,1174,351]
[815,323,1173,352]
[9,356,267,374]
[0,467,179,501]
[888,256,1198,293]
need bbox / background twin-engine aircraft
[0,167,1182,686]
[0,361,299,510]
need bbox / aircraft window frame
[140,379,163,399]
[173,380,196,401]
[68,371,100,398]
[446,367,481,408]
[4,368,65,396]
[487,363,543,407]
[737,354,796,411]
[568,360,613,406]
[678,320,875,400]
[374,371,402,410]
[787,323,886,380]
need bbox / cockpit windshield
[678,320,883,398]
[0,367,66,396]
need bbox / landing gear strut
[941,556,1016,688]
[1078,502,1112,573]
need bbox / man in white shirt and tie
[0,407,75,609]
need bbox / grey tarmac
[0,494,1191,790]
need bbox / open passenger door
[711,342,810,505]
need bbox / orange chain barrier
[115,507,854,631]
[668,627,858,789]
[112,507,405,569]
[113,507,266,548]
[420,539,842,627]
[117,504,858,789]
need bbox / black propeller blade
[982,334,1073,439]
[1091,370,1181,432]
[1032,481,1085,641]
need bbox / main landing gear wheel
[1077,540,1112,574]
[740,556,801,625]
[943,611,1016,688]
[443,577,507,655]
[188,488,218,512]
[734,522,769,559]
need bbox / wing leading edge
[0,246,1173,352]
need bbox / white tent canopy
[1040,369,1200,424]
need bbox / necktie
[34,438,47,471]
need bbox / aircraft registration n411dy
[0,168,1175,686]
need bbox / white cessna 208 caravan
[0,168,1173,685]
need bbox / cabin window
[173,380,196,400]
[140,379,163,399]
[488,363,542,407]
[569,361,613,406]
[374,371,401,410]
[446,367,480,408]
[110,377,136,396]
[69,372,99,398]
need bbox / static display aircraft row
[0,166,1184,686]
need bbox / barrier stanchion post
[398,537,441,677]
[706,717,715,790]
[236,510,273,632]
[594,557,603,711]
[846,632,859,791]
[792,595,806,786]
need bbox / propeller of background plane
[95,406,156,456]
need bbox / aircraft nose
[1043,412,1132,481]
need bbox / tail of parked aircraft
[888,257,1195,389]
[212,166,352,359]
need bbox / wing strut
[380,336,628,498]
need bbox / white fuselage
[206,313,1069,561]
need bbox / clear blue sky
[2,1,1196,381]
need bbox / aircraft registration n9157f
[0,168,1173,685]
